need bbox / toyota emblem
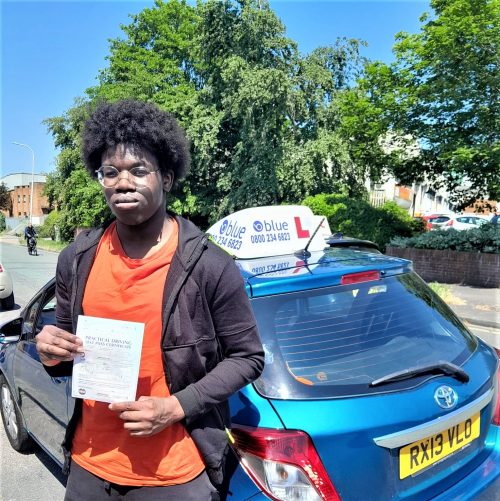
[434,385,458,409]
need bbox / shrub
[38,210,60,240]
[302,194,423,250]
[0,213,5,232]
[389,224,500,253]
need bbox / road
[0,238,499,500]
[0,240,65,500]
[0,239,59,321]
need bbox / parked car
[0,263,15,310]
[422,213,453,231]
[442,215,491,231]
[1,206,499,501]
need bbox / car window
[252,273,476,399]
[24,297,42,338]
[433,216,450,223]
[457,217,469,223]
[471,217,486,225]
[36,293,57,333]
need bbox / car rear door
[270,359,497,500]
[250,274,499,500]
[13,285,70,462]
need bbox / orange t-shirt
[71,220,205,486]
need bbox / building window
[17,195,21,203]
[24,212,27,216]
[23,195,26,202]
[18,212,22,216]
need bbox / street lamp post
[13,142,35,224]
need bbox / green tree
[303,193,422,250]
[44,0,368,235]
[344,0,500,207]
[0,182,11,212]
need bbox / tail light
[0,264,3,272]
[492,348,500,426]
[446,220,453,226]
[231,425,340,501]
[341,270,380,285]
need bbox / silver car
[0,262,15,310]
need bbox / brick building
[1,172,50,226]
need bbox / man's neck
[115,214,174,259]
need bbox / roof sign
[236,254,319,277]
[207,205,331,259]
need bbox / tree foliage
[302,193,423,251]
[0,182,11,212]
[44,0,368,235]
[343,0,500,208]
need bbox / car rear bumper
[0,285,13,298]
[431,426,500,501]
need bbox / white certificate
[71,315,145,403]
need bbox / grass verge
[428,282,466,306]
[17,237,67,253]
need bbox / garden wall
[385,247,500,288]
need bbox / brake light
[446,220,453,226]
[0,264,3,272]
[231,425,340,501]
[341,270,380,285]
[492,349,500,426]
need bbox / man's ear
[163,170,174,193]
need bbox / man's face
[100,144,173,226]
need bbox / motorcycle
[27,236,38,256]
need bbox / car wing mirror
[0,317,23,344]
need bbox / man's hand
[108,396,186,437]
[35,325,83,366]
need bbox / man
[24,222,37,243]
[24,222,37,255]
[35,99,264,500]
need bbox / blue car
[1,206,499,500]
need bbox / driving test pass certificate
[71,315,145,403]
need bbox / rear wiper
[370,361,469,387]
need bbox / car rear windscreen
[252,273,476,399]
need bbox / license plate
[399,412,480,479]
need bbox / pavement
[446,284,500,330]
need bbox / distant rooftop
[0,172,47,190]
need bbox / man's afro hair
[82,99,190,182]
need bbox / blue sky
[1,0,430,177]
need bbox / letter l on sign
[294,217,310,238]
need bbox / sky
[1,0,430,178]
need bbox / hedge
[389,224,499,253]
[302,193,423,250]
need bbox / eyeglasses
[95,165,160,187]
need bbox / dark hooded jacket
[44,214,264,489]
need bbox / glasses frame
[95,165,161,187]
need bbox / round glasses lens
[96,166,158,186]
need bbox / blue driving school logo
[220,220,229,234]
[253,220,264,232]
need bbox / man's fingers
[41,342,77,359]
[35,325,83,363]
[108,401,139,413]
[124,422,153,435]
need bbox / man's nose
[115,170,135,187]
